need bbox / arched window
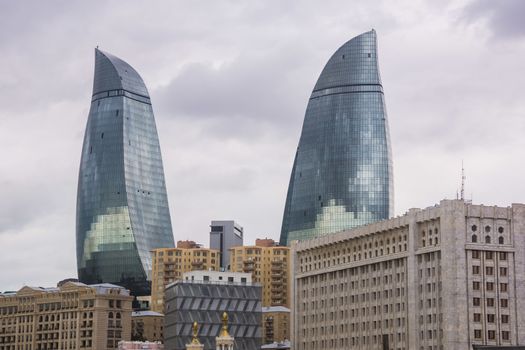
[498,236,504,244]
[108,312,113,319]
[434,238,439,245]
[485,235,491,244]
[472,234,477,243]
[116,312,121,319]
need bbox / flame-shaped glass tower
[76,49,175,295]
[280,30,393,245]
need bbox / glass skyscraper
[280,30,394,245]
[76,48,175,296]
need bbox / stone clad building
[0,281,132,350]
[150,241,220,313]
[291,200,525,350]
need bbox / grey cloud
[461,0,525,39]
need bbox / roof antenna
[460,160,465,201]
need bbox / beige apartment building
[262,306,290,344]
[0,281,132,350]
[229,239,291,307]
[131,311,163,342]
[150,241,220,313]
[292,200,525,350]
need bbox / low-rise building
[150,241,220,313]
[132,311,163,342]
[164,271,262,350]
[262,306,290,345]
[292,200,525,349]
[118,341,164,349]
[0,281,132,350]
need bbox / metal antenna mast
[460,161,465,201]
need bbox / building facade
[229,239,291,307]
[209,221,243,269]
[262,306,290,345]
[291,200,525,350]
[118,341,164,350]
[131,311,163,342]
[77,48,175,296]
[0,281,132,350]
[150,242,220,313]
[164,271,262,350]
[280,29,394,245]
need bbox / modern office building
[164,271,262,350]
[280,29,394,245]
[132,311,164,342]
[76,48,175,296]
[209,221,243,269]
[262,306,290,345]
[0,281,133,350]
[229,239,291,307]
[150,241,220,313]
[291,199,525,350]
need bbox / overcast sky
[1,0,525,291]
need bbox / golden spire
[191,321,201,344]
[220,312,230,337]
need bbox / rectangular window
[473,281,480,290]
[488,330,496,340]
[473,313,481,322]
[487,314,495,323]
[502,331,510,341]
[472,250,480,259]
[500,252,507,260]
[501,299,508,308]
[486,282,494,291]
[487,298,494,307]
[474,330,481,339]
[502,314,509,323]
[486,266,494,275]
[486,251,493,259]
[473,297,480,306]
[501,283,508,292]
[473,266,480,274]
[500,267,507,276]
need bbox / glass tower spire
[76,49,175,295]
[280,30,394,245]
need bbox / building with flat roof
[292,200,525,349]
[118,341,164,349]
[0,281,133,350]
[132,311,163,342]
[209,221,243,269]
[262,306,290,345]
[229,239,291,307]
[150,241,220,313]
[280,29,393,246]
[164,271,261,350]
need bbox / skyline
[2,0,525,291]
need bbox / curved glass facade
[280,30,393,245]
[76,49,175,296]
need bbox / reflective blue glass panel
[280,30,394,245]
[76,49,175,295]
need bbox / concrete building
[164,271,261,350]
[291,200,525,350]
[118,341,164,349]
[262,306,290,345]
[132,311,163,342]
[230,239,291,307]
[209,221,243,269]
[0,281,132,350]
[150,241,220,313]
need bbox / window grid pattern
[280,30,393,245]
[76,49,174,296]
